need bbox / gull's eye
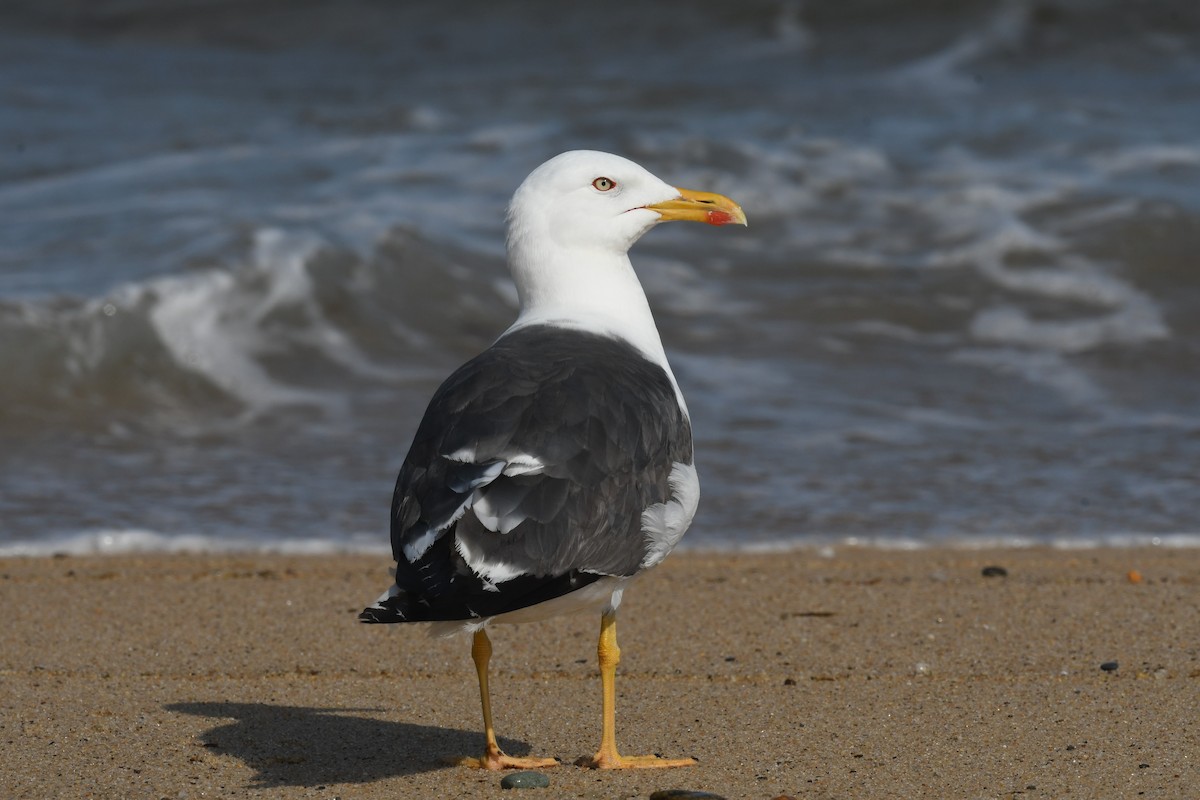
[592,177,616,192]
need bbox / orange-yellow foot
[453,751,560,771]
[576,752,696,769]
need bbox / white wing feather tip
[640,462,700,569]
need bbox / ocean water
[2,0,1199,555]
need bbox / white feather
[502,455,545,477]
[640,461,700,568]
[454,534,527,586]
[472,491,527,535]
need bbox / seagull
[360,150,746,770]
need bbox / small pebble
[648,791,727,800]
[500,771,550,790]
[1100,661,1119,672]
[981,565,1008,578]
[1127,569,1142,584]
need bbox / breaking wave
[0,227,515,432]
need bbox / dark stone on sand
[981,565,1008,577]
[1100,661,1119,672]
[500,771,550,789]
[649,791,727,800]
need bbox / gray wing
[364,325,692,623]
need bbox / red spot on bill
[706,209,735,226]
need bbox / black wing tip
[358,606,403,623]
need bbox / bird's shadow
[166,701,534,787]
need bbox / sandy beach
[2,548,1196,798]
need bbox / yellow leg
[579,612,696,769]
[454,629,559,771]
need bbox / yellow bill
[645,187,748,227]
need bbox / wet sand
[2,548,1196,798]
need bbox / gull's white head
[503,150,746,335]
[506,150,746,260]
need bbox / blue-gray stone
[500,771,550,790]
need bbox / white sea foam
[1094,144,1200,175]
[139,227,416,413]
[0,529,390,558]
[681,532,1200,553]
[968,302,1168,354]
[950,347,1107,409]
[887,0,1033,93]
[4,528,1195,558]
